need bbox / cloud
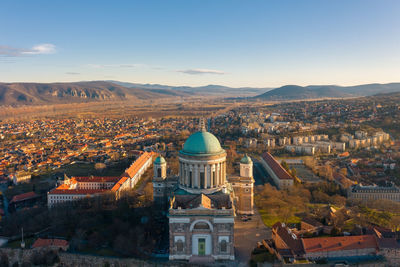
[0,46,22,57]
[0,43,56,57]
[21,44,56,55]
[65,72,80,75]
[177,68,225,75]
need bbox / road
[233,159,273,266]
[234,209,271,266]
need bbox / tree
[281,160,289,171]
[290,168,297,178]
[390,216,400,231]
[0,252,8,267]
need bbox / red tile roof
[111,176,129,192]
[72,176,120,183]
[123,152,153,178]
[9,191,39,203]
[32,238,69,248]
[262,152,293,180]
[272,222,304,255]
[302,235,378,253]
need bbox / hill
[0,81,188,106]
[338,83,400,95]
[255,83,400,100]
[107,81,268,96]
[254,85,352,100]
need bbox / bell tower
[154,155,167,180]
[153,155,167,202]
[235,154,254,215]
[240,154,253,178]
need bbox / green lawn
[258,209,301,227]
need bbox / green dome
[154,155,166,164]
[181,131,224,156]
[240,154,252,164]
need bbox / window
[157,168,161,177]
[212,171,216,187]
[220,240,227,252]
[189,171,192,187]
[200,172,205,189]
[176,240,184,252]
[193,222,210,230]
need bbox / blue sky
[1,0,399,87]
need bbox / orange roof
[32,238,69,248]
[111,176,129,192]
[338,151,350,158]
[302,235,378,253]
[57,184,70,189]
[123,152,153,179]
[71,176,120,183]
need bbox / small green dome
[181,131,224,156]
[154,155,166,164]
[240,154,252,164]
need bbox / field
[0,99,239,122]
[289,164,321,183]
[258,209,301,227]
[61,160,134,177]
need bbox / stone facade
[168,198,235,261]
[348,184,400,202]
[152,129,254,262]
[230,156,254,215]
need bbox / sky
[1,0,400,87]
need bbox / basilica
[152,124,254,262]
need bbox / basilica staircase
[189,255,215,264]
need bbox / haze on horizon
[1,0,400,88]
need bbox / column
[185,164,189,186]
[222,162,225,184]
[194,164,199,188]
[179,163,183,184]
[220,162,223,185]
[216,163,220,186]
[190,165,194,188]
[183,164,187,186]
[204,164,208,188]
[214,164,218,187]
[209,164,212,188]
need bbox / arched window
[220,240,227,252]
[157,168,161,177]
[193,222,210,230]
[176,240,184,252]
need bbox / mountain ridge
[1,80,400,106]
[0,81,189,106]
[254,83,400,100]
